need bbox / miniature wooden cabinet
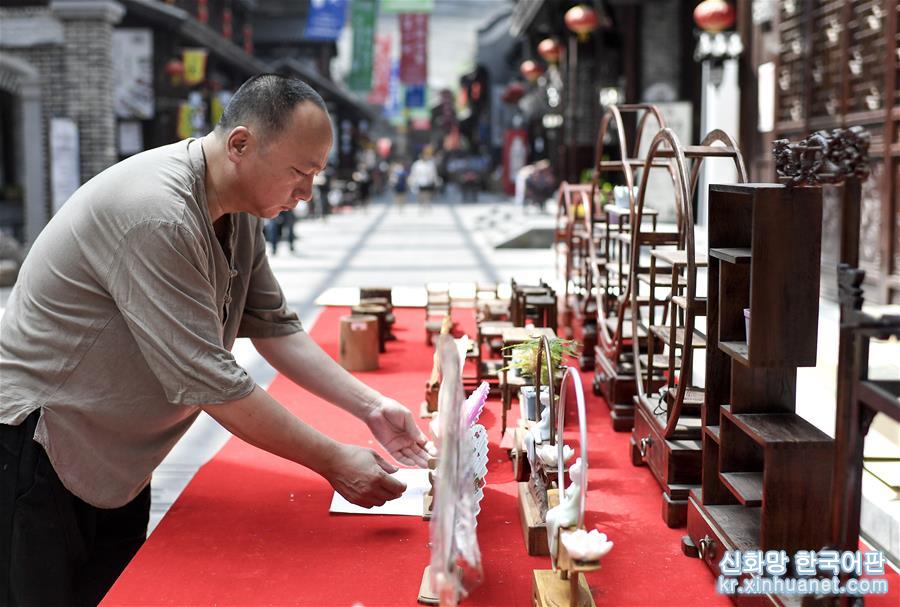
[687,183,834,605]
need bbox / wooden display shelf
[639,353,680,370]
[638,273,689,288]
[671,295,707,314]
[699,502,762,553]
[719,472,763,506]
[689,183,831,591]
[604,317,647,339]
[719,341,749,365]
[651,249,709,267]
[721,405,832,447]
[667,386,704,408]
[615,231,680,245]
[708,247,752,264]
[650,325,706,348]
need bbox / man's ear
[225,126,254,162]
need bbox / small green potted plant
[504,337,580,420]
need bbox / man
[0,74,432,606]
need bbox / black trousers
[1,411,150,606]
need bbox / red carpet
[102,307,895,606]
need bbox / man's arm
[201,386,405,508]
[251,331,432,467]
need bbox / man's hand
[325,444,406,508]
[365,397,435,467]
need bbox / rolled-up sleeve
[107,220,255,405]
[236,221,304,339]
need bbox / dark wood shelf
[722,406,832,446]
[667,386,704,408]
[671,295,707,314]
[709,247,752,264]
[719,340,749,365]
[651,249,709,267]
[704,504,762,552]
[720,471,763,506]
[650,325,706,348]
[705,425,720,443]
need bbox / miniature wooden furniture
[585,105,670,432]
[424,284,452,345]
[500,327,556,481]
[532,365,606,607]
[629,128,747,528]
[351,303,387,353]
[518,335,558,556]
[338,314,379,371]
[359,287,396,340]
[685,182,832,605]
[421,315,454,418]
[555,183,594,339]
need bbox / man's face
[234,103,333,219]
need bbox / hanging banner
[347,0,377,91]
[404,84,425,108]
[304,0,349,41]
[382,0,433,13]
[112,29,154,119]
[182,48,208,86]
[385,58,403,125]
[368,34,392,104]
[399,13,428,85]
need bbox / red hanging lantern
[565,4,599,41]
[520,60,544,82]
[164,58,184,85]
[537,38,563,64]
[243,23,253,55]
[693,0,736,33]
[501,82,526,104]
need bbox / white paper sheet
[329,467,431,516]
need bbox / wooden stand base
[512,425,531,481]
[632,396,701,529]
[532,570,594,607]
[518,482,549,556]
[417,565,439,605]
[594,352,636,432]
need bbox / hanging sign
[304,0,349,41]
[50,117,80,213]
[399,13,428,85]
[182,48,208,86]
[368,34,392,104]
[404,84,426,108]
[347,0,378,91]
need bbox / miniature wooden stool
[352,304,387,352]
[339,314,379,371]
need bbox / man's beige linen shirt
[0,139,303,508]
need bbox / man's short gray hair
[217,74,328,140]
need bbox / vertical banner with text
[304,0,348,41]
[368,34,392,104]
[399,13,428,85]
[348,0,378,92]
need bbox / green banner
[381,0,433,14]
[348,0,378,92]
